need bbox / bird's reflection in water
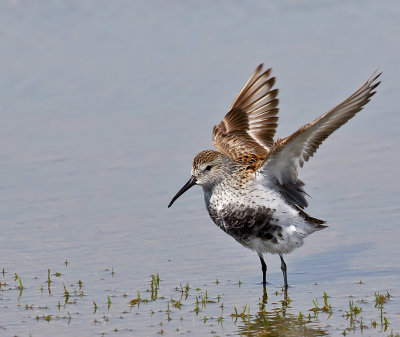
[237,286,328,337]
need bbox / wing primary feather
[213,64,280,162]
[260,71,381,208]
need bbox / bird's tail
[296,206,328,230]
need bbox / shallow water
[0,1,399,336]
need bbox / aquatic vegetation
[322,291,332,315]
[0,263,399,336]
[150,273,160,301]
[14,273,23,299]
[375,291,391,329]
[345,300,362,328]
[63,283,70,303]
[47,269,51,294]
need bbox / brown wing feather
[213,64,279,164]
[263,72,381,186]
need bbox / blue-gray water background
[0,1,399,336]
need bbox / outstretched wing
[213,64,279,167]
[261,72,381,199]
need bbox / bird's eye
[205,165,212,171]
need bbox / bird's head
[168,150,231,208]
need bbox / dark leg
[258,254,267,285]
[279,254,288,288]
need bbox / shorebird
[168,64,380,288]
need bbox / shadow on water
[288,243,400,285]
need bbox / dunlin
[168,64,380,288]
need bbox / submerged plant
[14,273,23,299]
[322,292,332,315]
[375,291,390,327]
[63,283,70,303]
[150,273,160,301]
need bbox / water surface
[0,1,399,336]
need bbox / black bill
[168,176,197,208]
